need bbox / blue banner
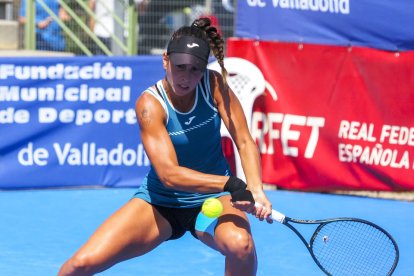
[0,56,164,189]
[236,0,414,51]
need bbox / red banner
[227,39,414,191]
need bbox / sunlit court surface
[0,189,413,275]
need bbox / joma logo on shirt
[184,116,196,125]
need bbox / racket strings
[311,220,397,275]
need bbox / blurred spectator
[19,0,70,51]
[88,0,113,55]
[64,0,93,55]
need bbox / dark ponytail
[191,18,228,85]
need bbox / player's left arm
[210,70,272,222]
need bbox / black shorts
[153,204,202,240]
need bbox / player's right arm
[135,90,228,193]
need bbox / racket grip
[270,209,286,223]
[254,203,286,223]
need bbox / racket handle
[254,203,286,223]
[270,209,286,223]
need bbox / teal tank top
[134,70,230,208]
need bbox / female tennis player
[59,17,272,276]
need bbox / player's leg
[58,198,172,275]
[196,195,257,276]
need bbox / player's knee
[66,253,98,274]
[221,231,254,261]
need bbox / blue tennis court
[0,189,413,275]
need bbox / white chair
[208,57,266,181]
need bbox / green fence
[22,0,235,56]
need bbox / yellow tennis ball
[202,198,223,218]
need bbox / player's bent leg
[58,198,172,276]
[197,195,257,276]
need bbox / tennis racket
[260,205,399,275]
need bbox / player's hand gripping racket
[256,204,399,275]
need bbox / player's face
[164,56,204,97]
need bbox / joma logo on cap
[187,43,199,48]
